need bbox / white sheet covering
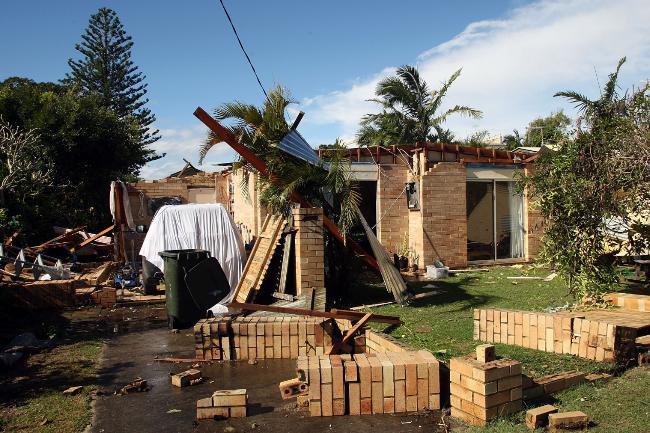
[139,204,246,305]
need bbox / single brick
[212,389,247,407]
[548,411,589,432]
[476,344,496,363]
[525,405,558,429]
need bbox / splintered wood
[300,351,441,416]
[233,215,286,303]
[194,316,348,360]
[473,307,650,363]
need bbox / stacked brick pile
[474,308,617,362]
[194,316,341,360]
[196,389,247,419]
[301,351,440,417]
[450,345,523,426]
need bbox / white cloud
[140,124,236,180]
[300,0,650,143]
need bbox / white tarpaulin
[139,204,246,296]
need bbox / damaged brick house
[124,144,541,270]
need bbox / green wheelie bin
[158,249,210,328]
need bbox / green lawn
[0,307,108,433]
[355,265,650,432]
[0,338,103,433]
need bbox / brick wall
[376,164,410,256]
[473,308,628,363]
[417,162,468,269]
[127,173,222,227]
[293,207,325,296]
[230,169,267,244]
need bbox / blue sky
[2,0,649,178]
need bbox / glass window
[467,180,524,261]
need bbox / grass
[464,367,650,433]
[0,309,107,433]
[352,264,649,432]
[362,265,613,376]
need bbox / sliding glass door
[467,180,524,262]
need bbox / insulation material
[139,204,246,293]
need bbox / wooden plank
[277,231,294,294]
[70,224,116,253]
[326,313,372,355]
[230,302,401,325]
[233,215,285,303]
[32,226,85,251]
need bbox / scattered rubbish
[39,418,49,426]
[116,377,148,395]
[508,272,557,281]
[63,386,83,396]
[166,409,182,414]
[247,359,257,365]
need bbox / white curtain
[508,182,524,258]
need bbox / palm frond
[554,90,594,111]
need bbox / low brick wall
[364,329,413,353]
[605,292,650,312]
[194,317,349,360]
[299,351,441,416]
[3,280,76,310]
[473,308,623,362]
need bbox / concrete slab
[92,327,447,433]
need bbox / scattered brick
[525,404,558,429]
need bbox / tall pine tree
[68,7,160,147]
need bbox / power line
[218,0,268,100]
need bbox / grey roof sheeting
[277,130,329,170]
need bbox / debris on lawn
[171,369,202,387]
[117,377,148,395]
[62,386,84,396]
[507,272,557,281]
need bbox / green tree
[503,111,571,150]
[357,65,481,145]
[0,77,155,241]
[67,7,160,146]
[522,58,650,301]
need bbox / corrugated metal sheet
[277,130,329,170]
